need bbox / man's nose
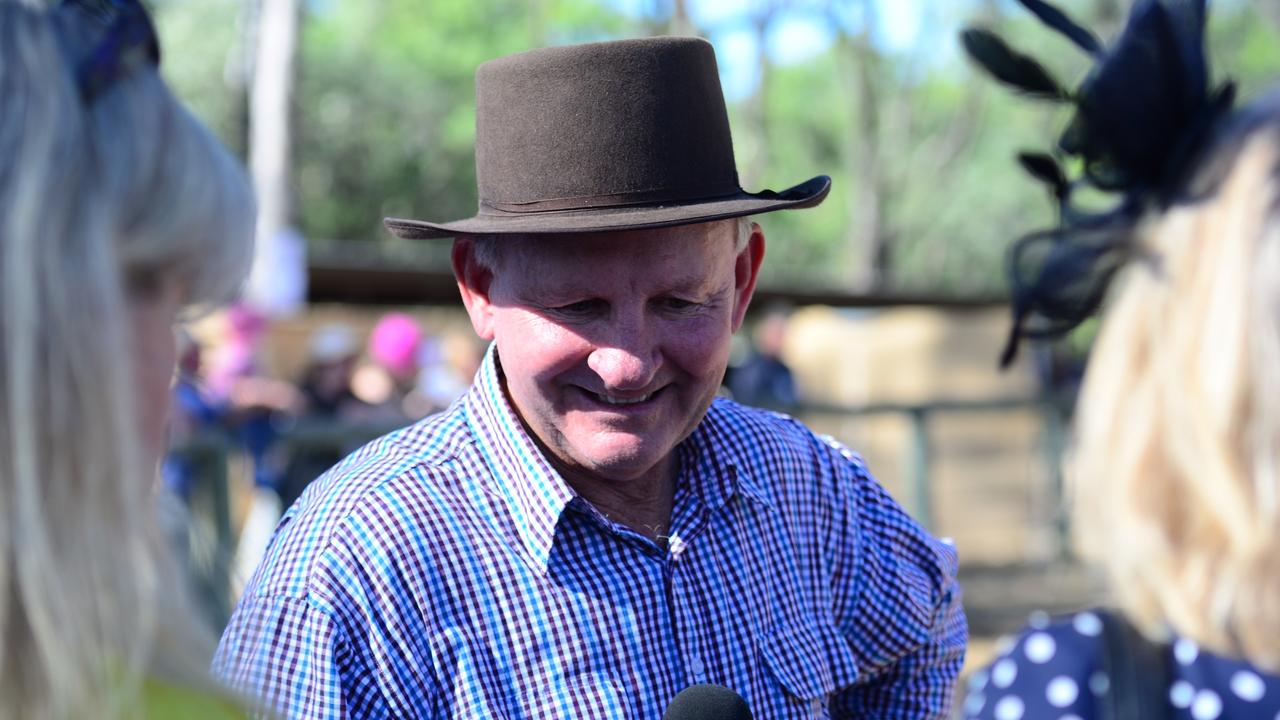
[587,332,660,392]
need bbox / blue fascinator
[961,0,1236,366]
[65,0,161,103]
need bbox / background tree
[153,0,1280,298]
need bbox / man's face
[456,220,763,487]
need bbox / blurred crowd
[160,303,804,608]
[159,306,484,594]
[165,304,802,514]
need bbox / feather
[1070,0,1200,189]
[1016,0,1103,55]
[961,29,1069,101]
[971,0,1234,369]
[1018,152,1069,201]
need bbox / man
[216,37,966,718]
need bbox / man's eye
[553,300,602,315]
[659,298,698,312]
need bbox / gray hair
[0,3,254,716]
[470,215,753,273]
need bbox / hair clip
[67,0,161,104]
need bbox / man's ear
[452,238,497,340]
[730,222,766,333]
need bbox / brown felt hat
[383,36,830,239]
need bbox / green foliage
[153,0,1280,297]
[293,0,627,246]
[733,52,851,288]
[1209,3,1280,99]
[152,0,247,154]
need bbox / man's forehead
[504,218,735,247]
[489,223,737,293]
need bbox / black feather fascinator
[961,0,1236,367]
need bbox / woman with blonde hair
[962,0,1280,717]
[0,0,254,716]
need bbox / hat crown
[474,37,741,213]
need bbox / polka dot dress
[962,611,1280,719]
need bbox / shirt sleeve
[823,441,968,719]
[213,594,391,719]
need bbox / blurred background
[150,0,1280,703]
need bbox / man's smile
[574,386,667,412]
[593,391,654,406]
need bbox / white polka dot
[994,695,1025,720]
[992,659,1018,688]
[1170,681,1195,708]
[1232,670,1266,702]
[1024,632,1057,663]
[1175,638,1200,666]
[1072,612,1103,637]
[1047,676,1079,707]
[1060,716,1084,720]
[1029,610,1051,629]
[1191,689,1223,720]
[1089,671,1110,696]
[964,691,986,715]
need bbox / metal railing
[169,394,1073,619]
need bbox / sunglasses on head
[65,0,161,103]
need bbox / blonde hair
[1072,99,1280,670]
[0,2,254,717]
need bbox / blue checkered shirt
[215,347,966,718]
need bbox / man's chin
[563,438,674,483]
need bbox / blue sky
[609,0,937,100]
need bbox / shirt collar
[462,347,775,571]
[462,344,576,572]
[679,397,775,511]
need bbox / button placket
[667,547,710,685]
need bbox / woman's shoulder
[962,610,1107,719]
[1163,635,1280,719]
[961,609,1280,719]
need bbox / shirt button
[811,698,825,716]
[687,656,706,680]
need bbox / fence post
[908,406,933,530]
[1042,397,1070,560]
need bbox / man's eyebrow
[520,275,728,298]
[517,281,595,299]
[665,276,732,295]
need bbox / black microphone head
[662,684,754,720]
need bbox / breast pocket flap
[761,621,860,701]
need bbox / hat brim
[384,176,830,240]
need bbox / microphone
[661,684,754,720]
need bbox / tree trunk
[667,0,694,36]
[837,11,888,293]
[246,0,304,314]
[739,9,773,191]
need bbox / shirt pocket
[512,672,627,720]
[762,621,861,716]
